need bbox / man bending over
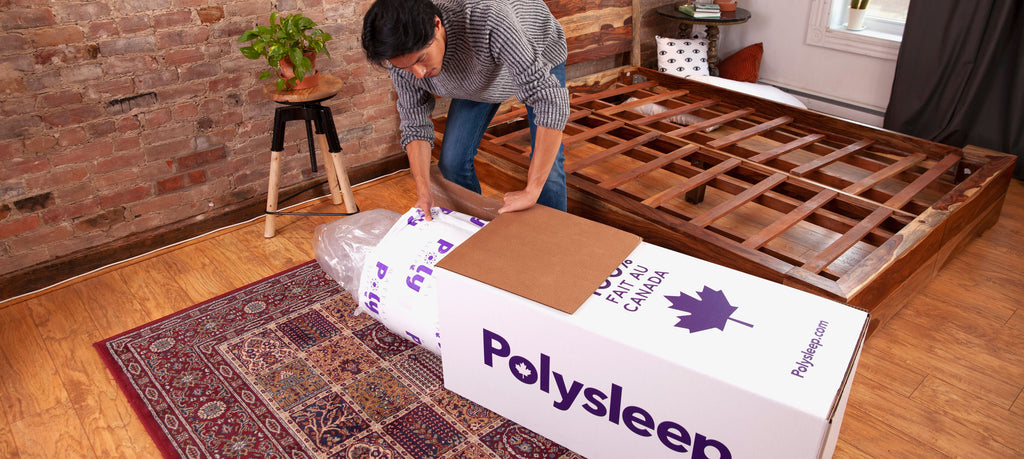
[361,0,569,219]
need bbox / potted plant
[848,0,869,31]
[238,12,332,90]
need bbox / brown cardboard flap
[436,205,641,314]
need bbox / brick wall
[0,0,403,278]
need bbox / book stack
[678,2,721,19]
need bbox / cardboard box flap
[436,205,641,314]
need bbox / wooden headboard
[546,0,634,73]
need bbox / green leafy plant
[850,0,869,9]
[238,12,332,90]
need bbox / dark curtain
[884,0,1023,179]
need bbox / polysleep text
[483,329,731,458]
[791,320,830,378]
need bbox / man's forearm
[526,126,562,193]
[406,139,433,197]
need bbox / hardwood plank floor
[0,171,1021,458]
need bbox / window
[805,0,909,60]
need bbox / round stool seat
[263,74,344,104]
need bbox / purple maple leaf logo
[666,286,754,333]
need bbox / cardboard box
[436,207,868,458]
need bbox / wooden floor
[1,171,1021,458]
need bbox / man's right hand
[414,193,434,221]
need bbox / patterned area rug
[96,261,583,458]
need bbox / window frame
[805,0,904,60]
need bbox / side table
[655,4,752,76]
[262,74,358,238]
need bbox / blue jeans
[438,63,567,211]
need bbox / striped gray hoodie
[389,0,569,148]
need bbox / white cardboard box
[436,207,868,458]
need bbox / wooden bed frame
[433,1,1017,334]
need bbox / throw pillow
[656,35,709,78]
[718,42,763,83]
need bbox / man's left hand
[498,188,541,214]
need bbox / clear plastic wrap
[313,208,401,295]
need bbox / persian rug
[96,261,583,458]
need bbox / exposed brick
[165,48,203,66]
[89,77,135,99]
[179,62,219,82]
[134,69,178,91]
[0,204,10,221]
[98,186,150,208]
[41,104,105,128]
[73,207,125,232]
[0,33,32,53]
[198,6,224,24]
[0,115,40,140]
[57,127,88,147]
[156,28,209,49]
[98,35,156,56]
[153,11,192,29]
[143,109,172,128]
[1,8,56,30]
[25,166,89,195]
[87,21,119,40]
[6,224,75,254]
[60,63,104,84]
[51,140,114,168]
[55,2,112,22]
[0,215,40,239]
[171,102,198,120]
[14,192,54,212]
[37,90,83,110]
[85,119,116,137]
[177,146,226,170]
[93,169,140,190]
[187,169,206,184]
[41,200,99,225]
[118,0,171,13]
[27,25,85,47]
[24,135,57,154]
[103,55,160,76]
[105,92,158,115]
[116,15,150,34]
[94,150,145,174]
[207,74,245,93]
[143,138,192,162]
[116,115,141,134]
[156,174,185,194]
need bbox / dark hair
[361,0,442,67]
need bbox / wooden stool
[263,74,357,238]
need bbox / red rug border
[93,260,319,459]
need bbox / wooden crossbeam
[884,153,961,209]
[595,89,690,116]
[562,120,625,147]
[630,99,717,126]
[642,157,742,208]
[689,173,788,228]
[802,207,893,273]
[748,133,825,163]
[665,108,754,137]
[569,81,659,105]
[843,153,927,195]
[742,189,839,250]
[790,138,874,177]
[706,116,794,149]
[565,131,661,174]
[598,143,699,189]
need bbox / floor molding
[0,154,409,303]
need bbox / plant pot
[714,0,737,12]
[847,8,867,31]
[278,52,319,90]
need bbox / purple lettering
[623,405,655,437]
[608,383,622,425]
[657,421,691,453]
[694,434,731,459]
[582,387,608,417]
[552,372,583,411]
[483,329,509,367]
